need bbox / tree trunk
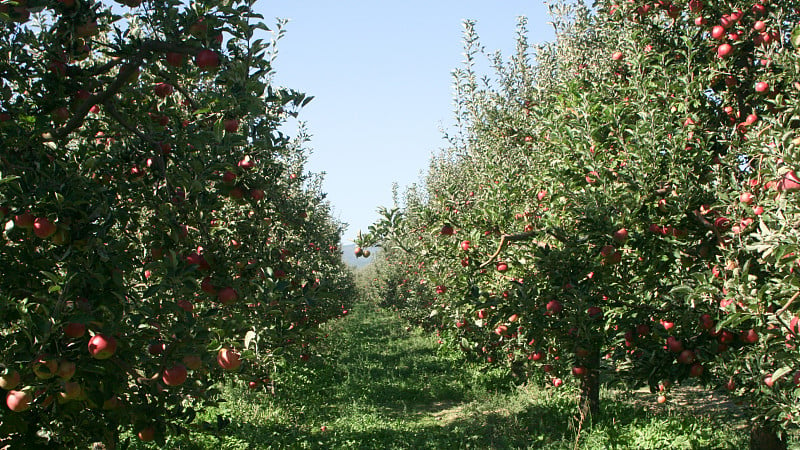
[749,421,786,450]
[578,344,601,419]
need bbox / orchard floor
[140,303,763,449]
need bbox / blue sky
[259,2,554,244]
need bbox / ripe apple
[717,43,733,58]
[657,395,667,404]
[587,306,603,319]
[162,363,188,386]
[0,370,20,390]
[552,377,563,387]
[460,240,470,251]
[33,217,56,238]
[88,334,117,359]
[217,348,242,371]
[440,224,454,236]
[508,314,519,323]
[546,300,563,315]
[689,363,704,377]
[59,381,82,400]
[153,83,174,98]
[666,336,683,353]
[223,118,239,133]
[182,355,203,370]
[56,360,76,380]
[496,261,508,272]
[33,357,58,379]
[250,188,265,201]
[777,171,800,192]
[166,52,184,67]
[699,314,714,330]
[200,276,216,294]
[137,426,156,442]
[611,51,623,61]
[6,390,31,412]
[741,328,759,344]
[148,342,165,356]
[572,366,588,377]
[739,192,754,204]
[711,25,725,39]
[194,49,220,70]
[354,247,363,257]
[612,228,629,244]
[63,322,86,338]
[677,349,695,365]
[14,212,34,229]
[477,309,487,319]
[217,287,238,305]
[755,81,769,93]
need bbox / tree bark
[749,421,786,450]
[578,344,601,419]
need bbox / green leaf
[791,25,800,48]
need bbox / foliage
[0,0,353,447]
[363,0,800,444]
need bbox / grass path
[166,302,749,449]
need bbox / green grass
[129,303,749,449]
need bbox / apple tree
[0,0,353,447]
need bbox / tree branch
[478,231,551,269]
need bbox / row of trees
[0,0,353,447]
[362,0,800,447]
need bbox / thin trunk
[749,421,786,450]
[578,344,600,419]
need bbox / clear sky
[258,2,554,244]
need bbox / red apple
[33,217,56,239]
[755,81,769,93]
[88,334,117,359]
[777,171,800,192]
[612,228,629,244]
[63,322,86,338]
[14,212,34,229]
[711,25,725,39]
[460,240,470,251]
[440,224,454,236]
[217,287,238,305]
[166,52,184,67]
[496,261,508,272]
[677,349,695,365]
[250,188,265,201]
[741,328,759,344]
[162,363,188,386]
[59,381,82,400]
[56,360,76,380]
[666,336,683,353]
[217,348,242,371]
[153,83,174,98]
[552,377,563,387]
[223,118,239,132]
[137,426,156,442]
[689,363,704,377]
[546,300,563,315]
[572,366,588,377]
[194,49,219,70]
[182,354,203,370]
[717,43,733,58]
[739,192,754,204]
[6,390,31,412]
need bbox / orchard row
[361,0,800,447]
